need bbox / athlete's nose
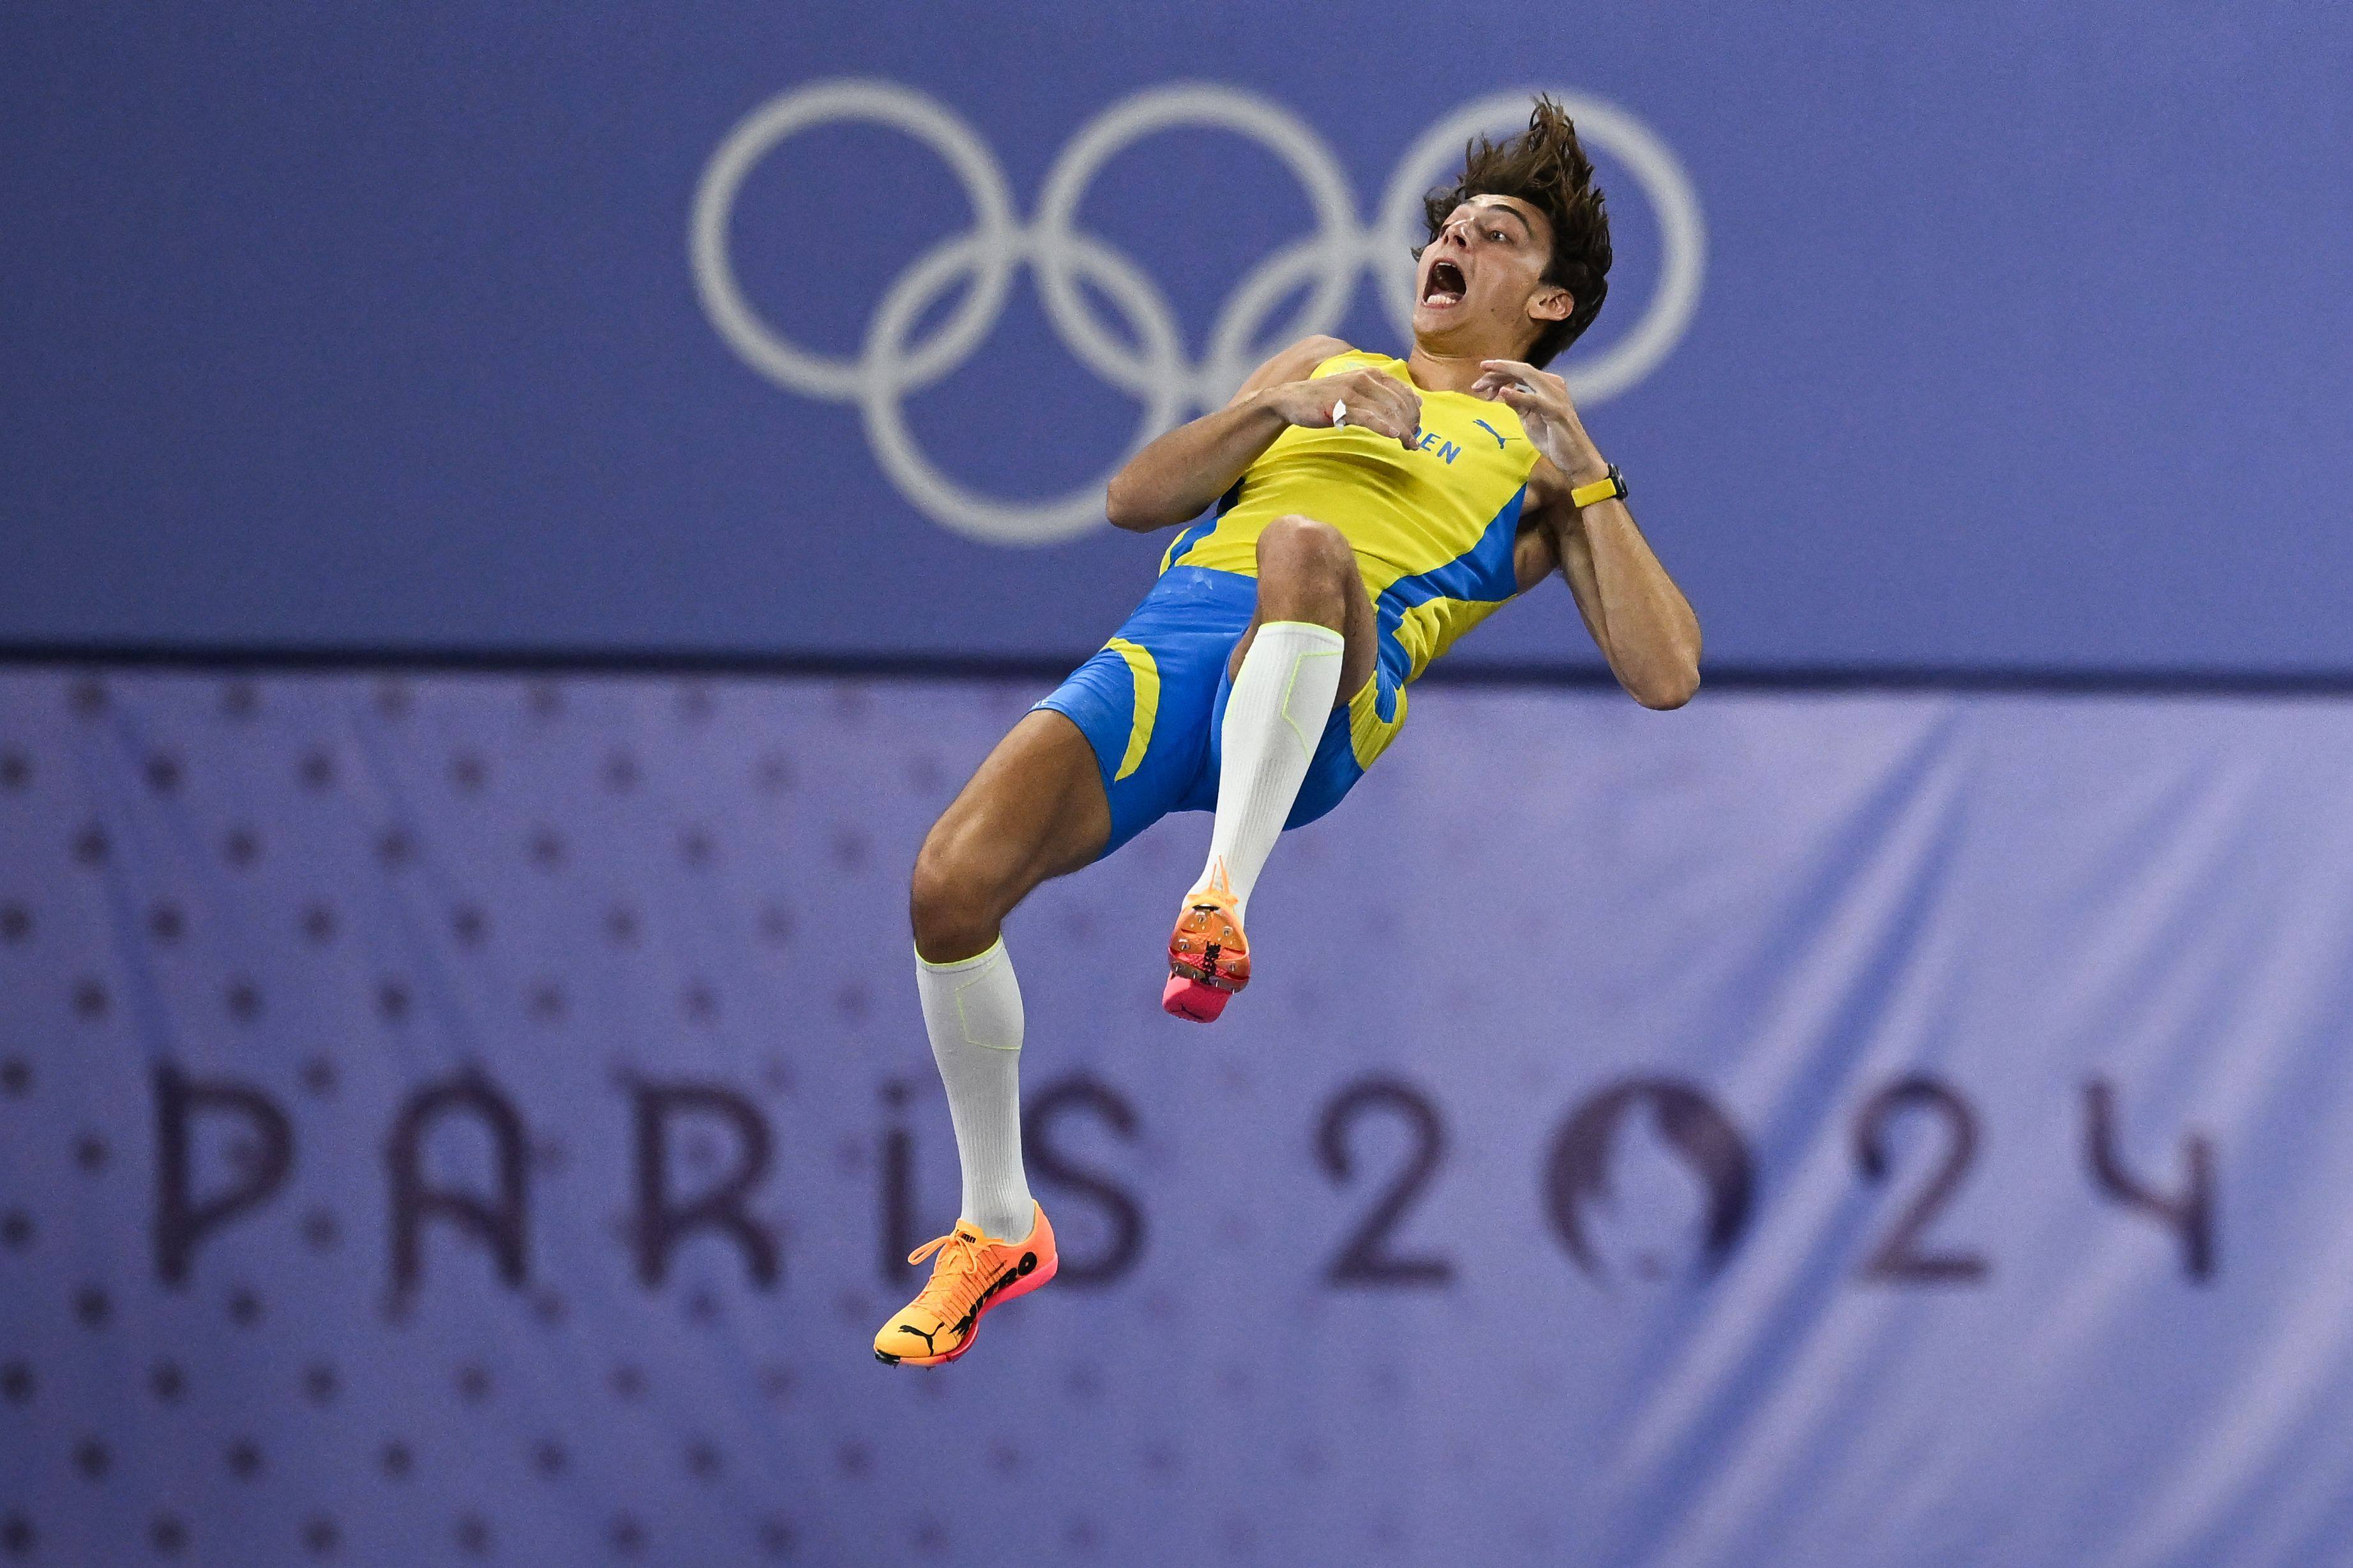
[1435,216,1482,258]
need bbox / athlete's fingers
[1480,357,1549,387]
[1495,379,1561,422]
[1330,371,1418,445]
[1480,360,1568,408]
[1361,385,1418,444]
[1374,390,1418,441]
[1390,389,1425,446]
[1493,385,1539,414]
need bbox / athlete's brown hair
[1421,95,1613,366]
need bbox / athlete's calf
[880,707,1111,1327]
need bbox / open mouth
[1422,258,1466,308]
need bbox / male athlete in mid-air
[875,98,1701,1364]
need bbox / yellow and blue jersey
[1041,349,1537,856]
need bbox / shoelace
[905,1229,989,1320]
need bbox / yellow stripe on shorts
[1104,637,1160,781]
[1348,669,1405,771]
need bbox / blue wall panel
[4,4,2352,670]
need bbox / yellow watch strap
[1569,465,1626,509]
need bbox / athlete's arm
[1477,359,1701,711]
[1102,336,1422,531]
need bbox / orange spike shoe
[872,1204,1056,1367]
[1164,872,1250,1023]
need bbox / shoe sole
[873,1253,1059,1367]
[1167,896,1248,1026]
[1162,973,1232,1022]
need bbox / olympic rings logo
[692,79,1704,546]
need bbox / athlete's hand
[1263,370,1421,449]
[1472,359,1606,482]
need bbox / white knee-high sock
[1192,620,1346,923]
[915,938,1035,1241]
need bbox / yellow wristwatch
[1568,463,1627,510]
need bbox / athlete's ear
[1527,285,1574,325]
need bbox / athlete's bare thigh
[909,709,1110,962]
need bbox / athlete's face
[1413,196,1573,357]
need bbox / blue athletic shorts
[1036,565,1404,858]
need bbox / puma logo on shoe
[952,1256,1041,1333]
[876,1207,1057,1366]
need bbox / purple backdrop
[5,666,2353,1564]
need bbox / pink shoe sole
[928,1251,1058,1366]
[1162,974,1231,1022]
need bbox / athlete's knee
[909,819,1015,963]
[1258,514,1351,576]
[1256,514,1355,611]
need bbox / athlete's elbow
[1637,675,1699,711]
[1627,659,1701,711]
[1104,472,1169,532]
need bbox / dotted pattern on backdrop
[0,669,1044,1568]
[6,666,2353,1568]
[0,666,1475,1568]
